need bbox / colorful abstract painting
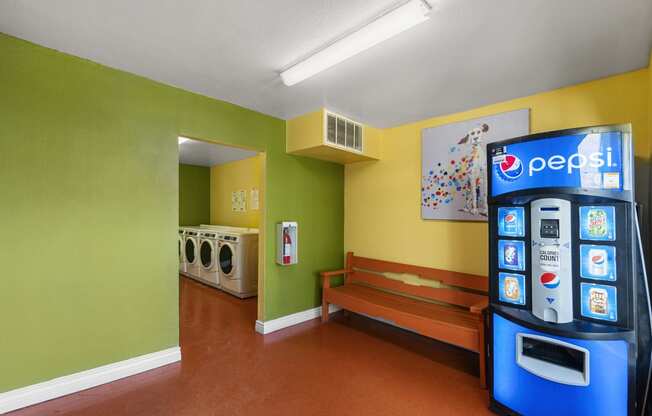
[421,109,529,221]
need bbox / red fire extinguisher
[283,228,292,265]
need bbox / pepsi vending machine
[487,125,651,416]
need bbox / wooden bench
[320,252,489,388]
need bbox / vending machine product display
[487,125,651,416]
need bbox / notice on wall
[232,190,246,212]
[250,188,259,210]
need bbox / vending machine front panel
[492,314,628,416]
[573,202,632,328]
[531,198,573,324]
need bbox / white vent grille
[325,112,363,152]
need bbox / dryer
[178,227,186,274]
[198,230,220,288]
[184,228,201,278]
[218,231,259,298]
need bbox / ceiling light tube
[280,0,431,86]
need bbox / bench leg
[478,318,487,389]
[322,300,329,323]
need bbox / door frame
[177,135,267,322]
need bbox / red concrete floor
[10,276,492,416]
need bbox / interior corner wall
[210,155,262,228]
[647,50,652,260]
[345,68,651,277]
[0,33,344,394]
[179,164,210,226]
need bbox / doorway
[177,136,266,323]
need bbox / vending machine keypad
[540,219,559,238]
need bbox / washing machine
[218,231,259,298]
[198,230,220,288]
[184,227,202,278]
[178,227,186,274]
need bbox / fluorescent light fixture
[178,136,191,144]
[280,0,431,86]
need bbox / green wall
[0,33,344,393]
[179,164,210,226]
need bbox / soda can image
[580,244,617,281]
[498,207,524,237]
[579,206,616,241]
[588,248,608,277]
[504,211,518,233]
[504,277,519,300]
[581,283,617,322]
[504,245,518,266]
[498,240,525,271]
[498,272,525,305]
[587,209,607,238]
[589,287,608,315]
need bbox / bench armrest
[320,269,350,289]
[469,299,489,314]
[320,269,348,278]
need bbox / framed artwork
[421,109,530,221]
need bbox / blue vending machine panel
[580,283,618,322]
[498,240,525,271]
[498,207,525,237]
[580,244,617,281]
[487,126,645,416]
[579,206,616,241]
[492,314,628,416]
[490,132,624,197]
[498,272,526,305]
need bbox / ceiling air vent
[325,111,363,153]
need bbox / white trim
[0,346,181,414]
[255,304,341,335]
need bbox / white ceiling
[178,139,258,167]
[1,1,651,128]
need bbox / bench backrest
[345,252,487,309]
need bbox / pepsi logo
[540,272,560,289]
[591,255,605,265]
[504,214,516,223]
[497,155,523,181]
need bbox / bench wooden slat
[350,270,488,309]
[335,283,481,326]
[325,285,480,351]
[351,256,488,292]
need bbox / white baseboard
[255,304,341,335]
[0,346,181,414]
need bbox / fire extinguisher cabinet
[276,221,298,266]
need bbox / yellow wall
[345,68,650,277]
[210,154,263,228]
[286,109,323,152]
